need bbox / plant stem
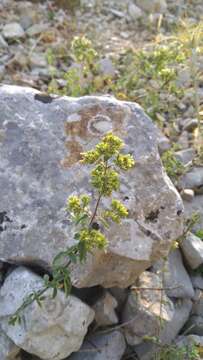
[89,192,102,227]
[89,159,108,227]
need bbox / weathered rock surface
[181,232,203,269]
[152,249,195,299]
[0,267,94,360]
[0,329,20,360]
[69,331,126,360]
[122,272,174,345]
[0,85,183,288]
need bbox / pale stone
[181,232,203,269]
[0,267,94,360]
[3,23,25,39]
[180,189,194,202]
[122,272,174,346]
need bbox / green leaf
[53,251,67,267]
[75,213,89,225]
[52,287,57,299]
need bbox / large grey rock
[0,85,183,288]
[152,249,195,299]
[0,330,20,360]
[69,331,126,360]
[134,298,192,359]
[181,232,203,269]
[0,267,94,360]
[122,272,174,346]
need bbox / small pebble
[181,189,194,202]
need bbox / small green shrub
[161,147,185,181]
[48,36,113,96]
[154,343,200,360]
[112,42,185,127]
[195,229,203,240]
[9,133,135,325]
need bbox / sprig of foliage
[9,133,135,325]
[195,229,203,240]
[154,343,200,360]
[161,147,185,181]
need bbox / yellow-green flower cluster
[95,133,124,160]
[71,36,98,65]
[79,228,108,251]
[80,149,100,164]
[81,133,124,164]
[115,154,135,170]
[67,194,90,216]
[91,164,119,196]
[104,199,128,224]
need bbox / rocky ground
[0,0,203,90]
[0,0,203,359]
